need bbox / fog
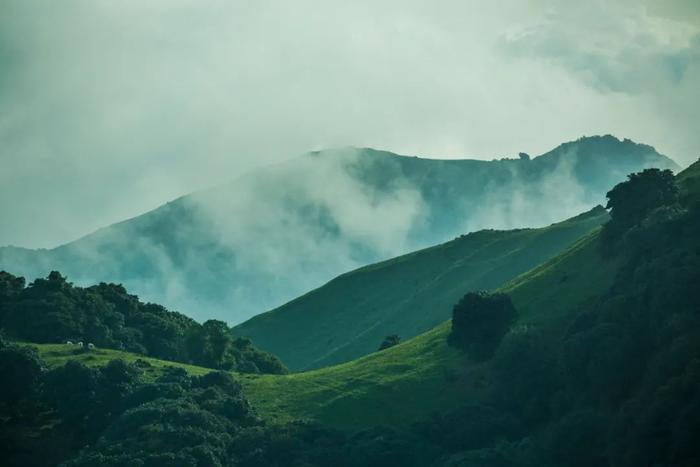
[0,0,698,248]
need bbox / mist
[1,0,698,248]
[0,137,678,324]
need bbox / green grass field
[240,230,618,430]
[33,343,213,380]
[234,206,609,371]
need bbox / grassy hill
[0,136,678,324]
[18,210,615,433]
[33,343,213,379]
[18,162,698,438]
[233,206,609,371]
[239,229,619,430]
[240,161,700,431]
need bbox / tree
[448,292,517,360]
[378,335,401,351]
[605,168,678,230]
[0,271,25,323]
[0,344,44,415]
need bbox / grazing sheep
[87,343,95,350]
[77,342,84,348]
[65,340,73,345]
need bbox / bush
[378,335,401,351]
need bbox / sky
[1,0,699,248]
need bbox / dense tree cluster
[0,273,286,374]
[602,168,679,244]
[448,291,518,360]
[0,349,459,467]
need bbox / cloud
[500,1,700,165]
[500,2,699,94]
[0,0,698,248]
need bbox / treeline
[0,272,286,374]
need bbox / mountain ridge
[0,135,679,324]
[233,204,610,370]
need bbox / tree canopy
[0,271,286,374]
[448,291,518,360]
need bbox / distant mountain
[233,205,609,370]
[0,135,679,323]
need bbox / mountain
[6,161,698,467]
[0,135,678,324]
[240,160,700,439]
[240,229,613,430]
[233,205,609,371]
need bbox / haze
[1,0,698,248]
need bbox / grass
[234,207,610,371]
[240,322,466,430]
[241,230,619,430]
[22,226,619,432]
[19,227,619,432]
[32,343,213,380]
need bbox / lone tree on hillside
[378,335,401,351]
[605,168,678,230]
[448,291,518,361]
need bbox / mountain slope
[234,206,609,371]
[238,161,700,435]
[241,229,616,429]
[0,136,678,324]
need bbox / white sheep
[87,343,95,350]
[77,341,84,348]
[65,340,73,345]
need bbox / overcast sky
[1,0,698,248]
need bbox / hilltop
[0,136,678,324]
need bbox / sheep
[65,340,73,345]
[77,342,84,348]
[87,343,95,350]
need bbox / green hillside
[240,229,617,430]
[240,161,700,437]
[0,136,678,324]
[23,225,616,435]
[234,206,609,371]
[6,163,697,466]
[32,343,213,379]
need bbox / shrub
[378,335,401,351]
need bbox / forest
[0,273,286,375]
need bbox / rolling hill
[233,206,610,371]
[239,229,615,430]
[0,136,678,324]
[15,226,617,433]
[239,159,700,431]
[10,161,697,467]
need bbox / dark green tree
[0,344,44,416]
[448,291,518,360]
[605,168,678,230]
